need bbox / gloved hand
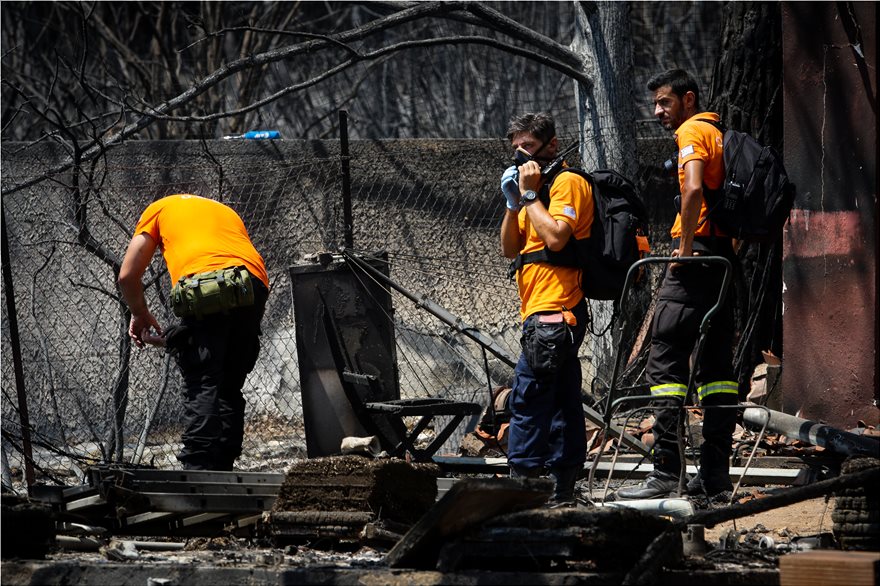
[500,165,521,211]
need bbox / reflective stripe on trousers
[650,382,687,399]
[697,380,738,401]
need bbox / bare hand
[518,160,543,194]
[670,248,700,271]
[140,327,166,347]
[129,312,163,348]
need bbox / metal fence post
[1,203,36,490]
[339,110,353,249]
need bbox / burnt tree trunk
[709,2,784,146]
[571,1,642,390]
[708,2,784,399]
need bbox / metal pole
[1,203,36,489]
[743,406,880,458]
[339,110,353,249]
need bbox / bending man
[118,194,269,471]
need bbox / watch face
[524,190,537,201]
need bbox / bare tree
[3,2,596,194]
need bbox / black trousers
[169,278,268,470]
[645,254,738,492]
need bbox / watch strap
[520,190,538,206]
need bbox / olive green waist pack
[171,266,255,319]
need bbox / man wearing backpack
[499,112,594,507]
[615,70,739,502]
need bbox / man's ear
[683,91,696,113]
[548,136,558,154]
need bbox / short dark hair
[647,69,701,111]
[506,112,556,144]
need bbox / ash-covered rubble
[264,454,440,548]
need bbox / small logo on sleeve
[563,206,577,220]
[680,144,695,158]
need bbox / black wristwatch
[520,189,538,206]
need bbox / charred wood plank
[268,511,374,525]
[274,456,439,525]
[385,477,555,569]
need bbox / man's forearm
[119,279,149,317]
[118,232,158,316]
[678,187,703,256]
[500,209,522,258]
[526,203,570,251]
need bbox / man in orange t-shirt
[118,194,269,470]
[615,70,738,502]
[500,112,593,507]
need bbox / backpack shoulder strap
[551,166,593,187]
[693,118,729,238]
[696,118,727,133]
[548,167,598,210]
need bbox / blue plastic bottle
[242,130,280,139]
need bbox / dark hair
[647,69,701,111]
[506,112,556,144]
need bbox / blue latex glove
[500,165,521,211]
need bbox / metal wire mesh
[1,2,721,488]
[0,133,676,486]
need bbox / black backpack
[698,119,797,242]
[509,168,650,301]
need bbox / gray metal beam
[590,462,803,484]
[138,492,276,513]
[433,457,804,485]
[88,468,285,486]
[125,481,279,496]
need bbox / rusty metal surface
[781,2,877,428]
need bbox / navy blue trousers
[507,299,588,472]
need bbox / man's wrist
[519,189,539,207]
[128,304,151,320]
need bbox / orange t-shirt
[516,171,593,321]
[134,194,269,290]
[670,112,726,238]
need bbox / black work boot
[686,472,704,495]
[688,468,733,495]
[547,466,580,508]
[614,472,679,500]
[687,470,733,509]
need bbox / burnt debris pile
[266,455,440,547]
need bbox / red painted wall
[782,3,877,427]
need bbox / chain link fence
[1,2,722,490]
[1,131,673,488]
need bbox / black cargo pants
[645,250,739,493]
[167,277,268,470]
